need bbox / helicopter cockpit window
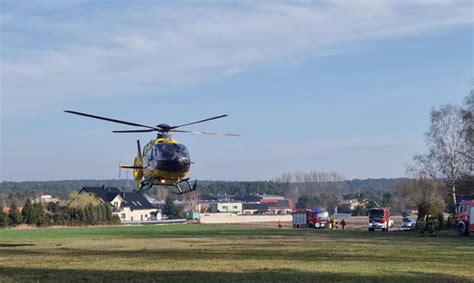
[175,144,190,157]
[153,143,190,161]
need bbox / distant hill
[0,178,407,205]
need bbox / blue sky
[0,1,472,181]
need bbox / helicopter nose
[175,157,191,173]
[178,156,190,165]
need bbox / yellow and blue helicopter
[65,110,238,194]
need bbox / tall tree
[462,91,473,167]
[163,195,177,217]
[32,202,45,225]
[68,192,101,209]
[0,203,8,227]
[8,202,22,225]
[22,199,34,224]
[414,104,471,212]
[104,204,112,221]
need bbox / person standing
[277,219,283,229]
[341,219,346,230]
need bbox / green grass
[0,224,473,283]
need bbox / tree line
[0,196,120,228]
[0,178,403,207]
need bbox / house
[242,203,269,214]
[201,194,293,215]
[210,202,242,214]
[253,195,293,214]
[32,195,61,204]
[79,186,160,222]
[2,207,23,214]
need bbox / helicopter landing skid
[135,178,155,193]
[135,178,197,194]
[173,178,197,195]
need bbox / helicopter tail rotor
[136,139,142,161]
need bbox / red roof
[3,207,23,213]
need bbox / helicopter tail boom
[119,164,144,170]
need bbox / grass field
[0,224,473,283]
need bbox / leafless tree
[413,104,471,212]
[273,171,346,183]
[272,172,293,183]
[396,176,445,220]
[183,189,201,212]
[462,91,474,166]
[273,170,346,203]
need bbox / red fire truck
[457,200,474,236]
[368,208,391,231]
[292,209,329,228]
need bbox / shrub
[111,214,121,225]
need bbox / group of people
[328,217,346,230]
[277,218,347,230]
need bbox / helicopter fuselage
[140,137,191,185]
[65,110,235,193]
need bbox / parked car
[401,217,416,230]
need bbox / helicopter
[64,110,239,194]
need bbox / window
[121,213,125,219]
[114,202,119,208]
[154,143,190,161]
[233,206,238,209]
[131,216,134,221]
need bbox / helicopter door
[142,142,154,167]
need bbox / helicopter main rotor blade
[169,114,228,130]
[171,129,240,136]
[64,110,162,131]
[112,129,156,133]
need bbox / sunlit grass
[0,224,473,282]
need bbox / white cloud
[1,1,472,116]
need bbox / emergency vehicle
[457,200,474,236]
[368,208,391,231]
[292,209,328,228]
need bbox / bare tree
[462,91,474,166]
[272,172,293,183]
[414,104,471,212]
[183,189,201,212]
[308,171,346,183]
[273,171,345,184]
[396,177,445,220]
[273,171,346,206]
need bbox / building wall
[210,203,242,214]
[113,207,159,222]
[110,195,123,211]
[200,213,291,224]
